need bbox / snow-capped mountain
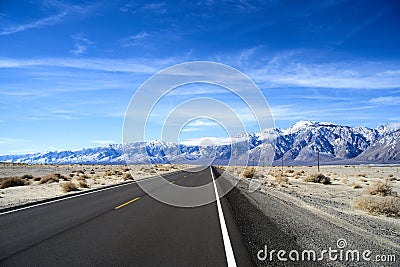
[1,121,399,165]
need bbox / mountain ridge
[1,121,399,165]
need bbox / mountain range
[1,121,399,165]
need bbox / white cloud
[71,33,94,55]
[0,137,27,145]
[120,32,151,47]
[251,63,400,89]
[0,58,167,73]
[0,11,68,35]
[141,2,167,13]
[186,120,218,127]
[369,96,400,105]
[89,140,115,145]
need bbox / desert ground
[219,164,400,252]
[0,163,191,209]
[224,164,400,216]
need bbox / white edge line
[0,173,167,216]
[210,167,237,267]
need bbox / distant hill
[1,121,399,165]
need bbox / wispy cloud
[141,2,167,14]
[119,2,167,14]
[369,96,400,105]
[119,32,151,47]
[187,120,218,127]
[89,140,115,145]
[0,137,27,145]
[250,61,400,89]
[270,104,376,122]
[70,33,94,55]
[0,57,171,73]
[181,119,219,132]
[0,11,68,35]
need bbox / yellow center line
[169,181,175,184]
[114,197,140,210]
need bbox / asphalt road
[0,167,253,266]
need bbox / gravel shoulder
[218,166,400,267]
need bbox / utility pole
[281,156,284,171]
[317,151,320,173]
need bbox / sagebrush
[304,173,331,184]
[355,196,400,217]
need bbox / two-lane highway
[0,167,253,266]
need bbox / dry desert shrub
[104,170,114,176]
[304,173,331,184]
[355,196,400,217]
[69,173,75,178]
[76,175,86,181]
[20,174,34,180]
[293,170,305,179]
[275,174,289,185]
[366,179,395,196]
[122,173,133,180]
[39,173,67,184]
[61,182,79,193]
[0,177,29,189]
[242,167,255,178]
[285,169,295,174]
[78,181,88,188]
[350,183,362,189]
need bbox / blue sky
[0,0,400,155]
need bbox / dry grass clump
[293,170,305,179]
[275,174,289,185]
[350,183,362,189]
[304,173,331,184]
[61,182,79,193]
[122,173,133,180]
[242,167,256,178]
[355,196,400,217]
[78,181,88,188]
[39,173,68,184]
[104,170,114,176]
[1,177,29,189]
[21,174,34,180]
[285,169,294,174]
[357,173,367,177]
[366,179,395,196]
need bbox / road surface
[0,167,253,266]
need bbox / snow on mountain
[1,121,399,165]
